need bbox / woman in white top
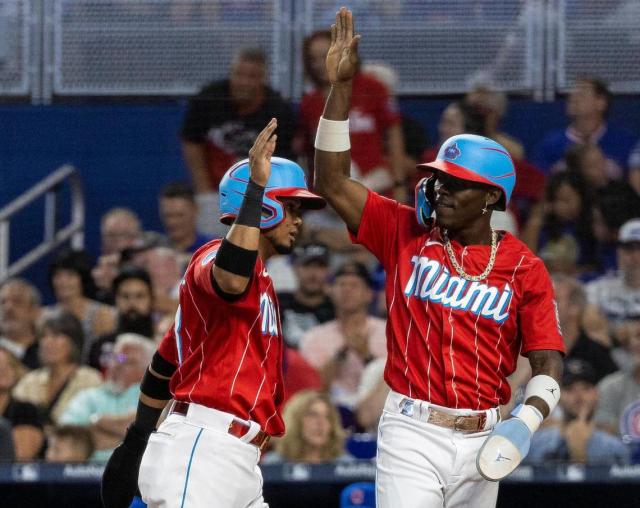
[12,309,102,425]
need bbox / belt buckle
[453,415,467,432]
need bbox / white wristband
[523,374,561,415]
[314,117,350,152]
[511,404,544,433]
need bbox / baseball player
[313,8,565,507]
[101,118,325,508]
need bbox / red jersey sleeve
[157,323,179,366]
[518,259,565,355]
[190,240,259,310]
[350,190,402,266]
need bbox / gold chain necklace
[443,229,498,282]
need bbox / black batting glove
[101,424,151,508]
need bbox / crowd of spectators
[1,41,640,471]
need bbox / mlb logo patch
[444,142,461,160]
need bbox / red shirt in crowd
[299,72,401,178]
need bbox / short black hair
[112,265,153,295]
[160,181,195,202]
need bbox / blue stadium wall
[2,97,640,302]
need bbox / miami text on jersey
[403,256,512,324]
[260,293,279,336]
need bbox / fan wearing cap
[278,242,335,349]
[101,119,326,508]
[586,218,640,333]
[312,8,564,507]
[526,359,629,465]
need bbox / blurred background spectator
[59,333,153,462]
[88,266,155,371]
[12,310,102,426]
[300,262,386,428]
[47,249,117,355]
[465,84,525,160]
[552,275,618,380]
[180,47,295,238]
[44,425,94,463]
[586,219,640,338]
[0,347,44,460]
[278,242,335,350]
[92,208,145,304]
[521,172,598,273]
[263,390,352,464]
[594,319,640,436]
[527,359,629,465]
[158,181,212,259]
[533,76,637,179]
[0,278,42,369]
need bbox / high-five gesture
[326,7,361,85]
[248,118,278,186]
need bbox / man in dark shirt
[278,242,335,349]
[180,47,295,237]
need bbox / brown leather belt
[427,407,487,433]
[171,401,271,451]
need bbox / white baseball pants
[138,404,268,508]
[376,391,500,508]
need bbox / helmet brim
[417,160,496,188]
[270,188,326,210]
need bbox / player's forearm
[181,141,212,193]
[212,180,264,295]
[526,349,563,418]
[315,83,353,195]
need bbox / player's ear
[486,188,501,208]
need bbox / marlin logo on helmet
[444,143,461,160]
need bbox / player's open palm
[249,118,278,186]
[326,7,361,85]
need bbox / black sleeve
[6,400,43,429]
[180,81,223,143]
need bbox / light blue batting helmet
[219,157,325,229]
[416,134,516,213]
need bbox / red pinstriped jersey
[351,191,564,410]
[157,239,285,436]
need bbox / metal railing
[0,165,84,283]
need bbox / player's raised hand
[249,118,278,186]
[326,7,361,85]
